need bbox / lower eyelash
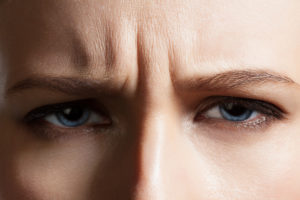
[25,120,113,140]
[237,116,267,128]
[198,113,275,132]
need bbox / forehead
[0,0,300,84]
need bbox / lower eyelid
[237,115,267,128]
[197,113,273,131]
[26,119,113,140]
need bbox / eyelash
[195,96,285,130]
[23,100,112,137]
[23,96,285,138]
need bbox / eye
[195,96,285,128]
[24,100,112,128]
[45,105,110,128]
[205,102,258,122]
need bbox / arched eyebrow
[6,70,295,97]
[175,70,295,91]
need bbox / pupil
[61,107,84,121]
[223,103,247,117]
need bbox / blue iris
[219,103,253,121]
[56,106,90,127]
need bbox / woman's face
[0,0,300,199]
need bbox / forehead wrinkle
[1,0,136,94]
[69,28,111,72]
[70,33,90,68]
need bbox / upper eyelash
[22,100,114,140]
[24,96,285,126]
[195,96,285,120]
[24,103,75,122]
[23,100,108,123]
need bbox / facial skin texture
[0,0,300,199]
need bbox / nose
[91,42,207,199]
[90,93,207,199]
[131,103,200,200]
[133,111,170,200]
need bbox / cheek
[265,133,300,198]
[0,150,70,200]
[251,139,300,199]
[0,161,60,200]
[269,159,300,199]
[0,128,106,200]
[0,149,102,200]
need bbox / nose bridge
[134,106,174,199]
[133,57,178,197]
[132,104,206,199]
[131,27,181,199]
[136,112,165,196]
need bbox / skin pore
[0,0,300,199]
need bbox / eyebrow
[6,76,123,97]
[6,70,295,97]
[177,70,295,91]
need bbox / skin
[0,0,300,199]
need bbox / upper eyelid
[23,96,285,123]
[196,96,285,119]
[23,99,108,122]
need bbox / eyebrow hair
[6,76,123,97]
[6,70,295,97]
[178,70,295,91]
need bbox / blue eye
[199,97,280,123]
[44,105,111,128]
[50,106,91,127]
[219,103,255,121]
[24,101,112,128]
[204,103,257,122]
